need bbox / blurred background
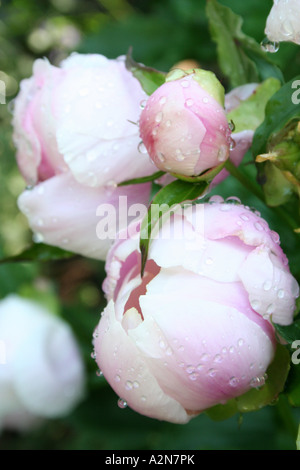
[0,0,300,450]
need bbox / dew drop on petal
[228,120,235,132]
[155,112,163,123]
[125,380,133,390]
[260,37,279,53]
[209,195,224,204]
[263,280,272,291]
[181,80,189,88]
[185,98,193,107]
[138,141,147,154]
[117,398,128,409]
[229,377,239,387]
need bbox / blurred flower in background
[0,294,85,432]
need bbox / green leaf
[285,363,300,407]
[297,424,300,450]
[206,0,283,88]
[139,179,208,276]
[273,318,300,345]
[235,344,290,412]
[0,243,76,264]
[252,76,300,157]
[262,161,295,207]
[227,78,281,134]
[125,48,166,95]
[117,171,165,186]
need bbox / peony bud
[93,199,298,423]
[0,295,85,432]
[265,0,300,46]
[139,69,232,178]
[12,53,153,259]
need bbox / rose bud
[0,295,85,432]
[139,68,232,178]
[12,53,153,259]
[264,0,300,47]
[92,199,298,424]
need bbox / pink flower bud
[12,53,153,259]
[139,69,232,177]
[265,0,300,46]
[0,295,85,432]
[93,199,298,423]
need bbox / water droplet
[140,99,147,109]
[228,120,235,132]
[251,299,260,311]
[114,374,121,382]
[209,195,224,204]
[117,398,127,409]
[96,369,103,377]
[196,363,203,371]
[33,232,44,243]
[186,365,195,374]
[26,185,34,191]
[229,138,236,150]
[165,120,171,127]
[201,353,209,361]
[180,80,189,88]
[159,96,167,106]
[152,128,158,137]
[155,112,163,123]
[270,230,280,244]
[185,98,193,107]
[205,257,213,265]
[90,351,97,359]
[208,368,217,377]
[189,372,198,381]
[138,141,147,154]
[37,218,44,227]
[229,346,235,354]
[240,214,249,221]
[175,149,185,161]
[157,151,165,162]
[214,354,222,363]
[217,145,228,162]
[125,380,133,390]
[159,339,166,349]
[229,377,239,387]
[202,97,209,104]
[260,37,279,53]
[226,196,241,204]
[254,222,264,232]
[263,280,272,291]
[238,338,244,347]
[133,381,139,389]
[141,396,146,402]
[277,289,285,299]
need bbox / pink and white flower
[13,53,153,259]
[93,199,298,423]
